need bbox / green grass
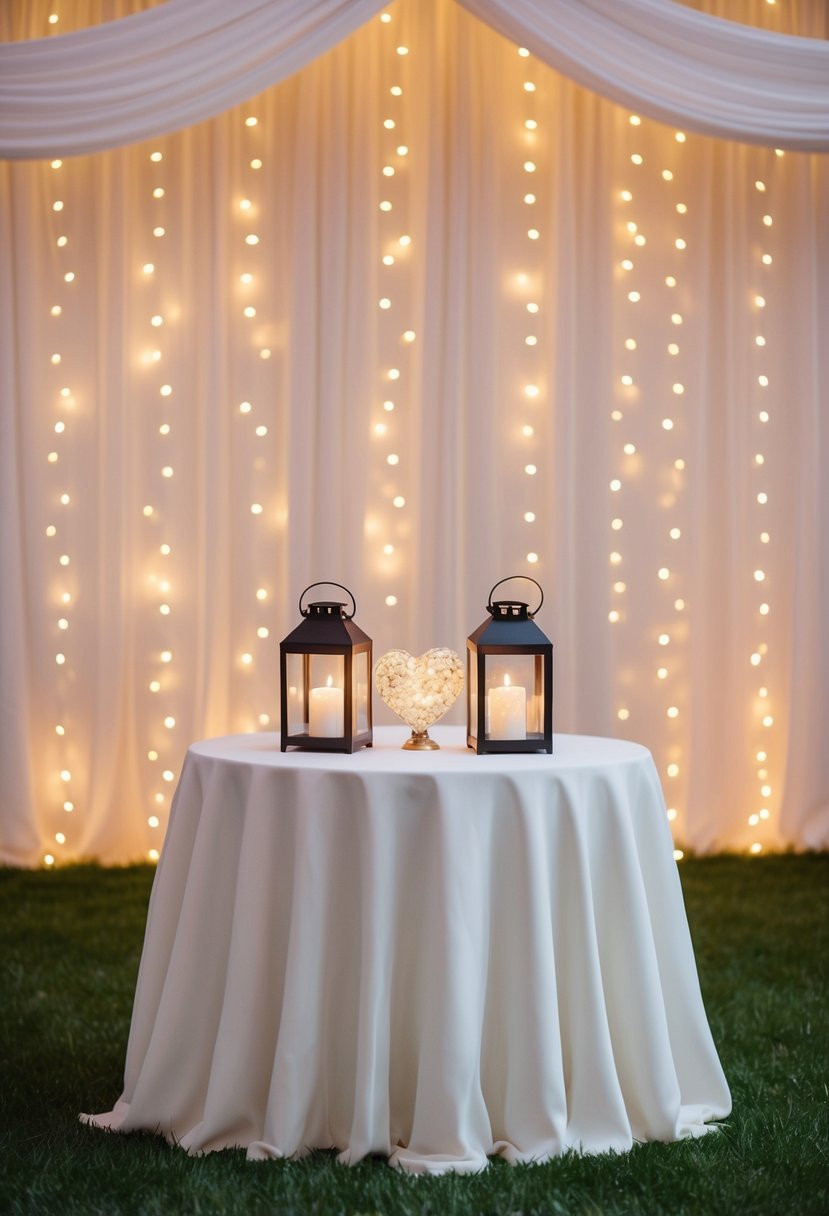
[1,856,827,1215]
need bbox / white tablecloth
[86,726,731,1174]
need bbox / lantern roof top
[468,606,552,648]
[281,608,371,648]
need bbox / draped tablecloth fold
[84,726,730,1174]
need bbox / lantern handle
[299,582,356,620]
[487,575,544,618]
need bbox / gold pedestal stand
[402,730,440,751]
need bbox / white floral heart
[374,648,464,733]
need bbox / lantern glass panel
[484,654,541,740]
[286,653,346,737]
[468,655,479,742]
[285,652,306,735]
[353,650,370,733]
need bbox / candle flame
[326,675,333,688]
[504,674,511,687]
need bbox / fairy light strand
[375,9,412,613]
[517,47,542,571]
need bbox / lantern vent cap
[486,575,544,620]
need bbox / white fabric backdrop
[1,0,828,864]
[2,0,829,156]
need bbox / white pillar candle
[309,679,344,737]
[488,677,526,739]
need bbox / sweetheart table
[85,725,730,1174]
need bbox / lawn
[1,855,827,1215]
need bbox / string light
[372,11,414,616]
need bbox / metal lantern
[467,576,553,754]
[280,582,373,753]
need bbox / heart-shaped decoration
[375,648,464,734]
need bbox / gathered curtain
[2,0,829,157]
[1,0,827,865]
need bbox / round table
[85,726,730,1174]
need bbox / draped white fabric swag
[1,0,829,155]
[1,0,828,863]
